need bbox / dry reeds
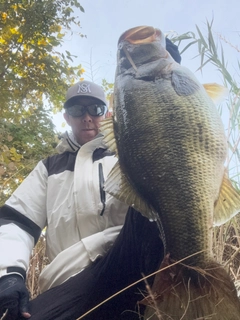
[27,234,49,299]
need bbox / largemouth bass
[101,26,240,319]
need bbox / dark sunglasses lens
[87,104,106,116]
[67,105,85,117]
[67,104,106,117]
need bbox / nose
[82,112,92,122]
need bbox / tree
[0,0,85,204]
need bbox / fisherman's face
[64,97,106,145]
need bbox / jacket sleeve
[0,160,48,274]
[81,225,123,261]
[38,225,124,292]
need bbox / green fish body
[102,26,240,319]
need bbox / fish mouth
[118,26,161,45]
[117,26,166,73]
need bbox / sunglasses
[67,104,107,117]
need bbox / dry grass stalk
[143,259,240,320]
[26,234,49,299]
[25,218,240,317]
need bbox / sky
[52,0,240,130]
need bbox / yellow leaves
[10,147,22,162]
[37,36,60,47]
[9,27,19,35]
[57,32,65,40]
[11,4,18,11]
[1,12,7,20]
[56,25,62,32]
[49,25,62,33]
[52,55,60,63]
[0,25,22,45]
[17,177,24,184]
[77,67,85,77]
[0,37,7,44]
[38,39,48,46]
[17,34,23,43]
[0,145,22,165]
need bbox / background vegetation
[0,0,85,204]
[0,0,239,303]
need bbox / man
[0,80,129,319]
[0,39,181,320]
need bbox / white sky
[52,0,240,131]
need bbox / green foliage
[0,0,85,205]
[101,79,114,101]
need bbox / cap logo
[77,83,91,94]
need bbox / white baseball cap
[64,80,107,108]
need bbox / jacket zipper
[98,163,106,216]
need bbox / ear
[63,112,71,125]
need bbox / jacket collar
[56,131,107,154]
[56,131,80,154]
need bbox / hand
[0,275,31,319]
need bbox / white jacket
[0,132,128,292]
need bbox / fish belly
[114,74,227,266]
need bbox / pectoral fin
[100,117,118,154]
[214,171,240,226]
[100,110,165,244]
[104,160,158,221]
[203,83,228,104]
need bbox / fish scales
[114,66,226,266]
[102,26,240,319]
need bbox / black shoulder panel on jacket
[0,205,42,245]
[43,151,77,176]
[43,148,114,176]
